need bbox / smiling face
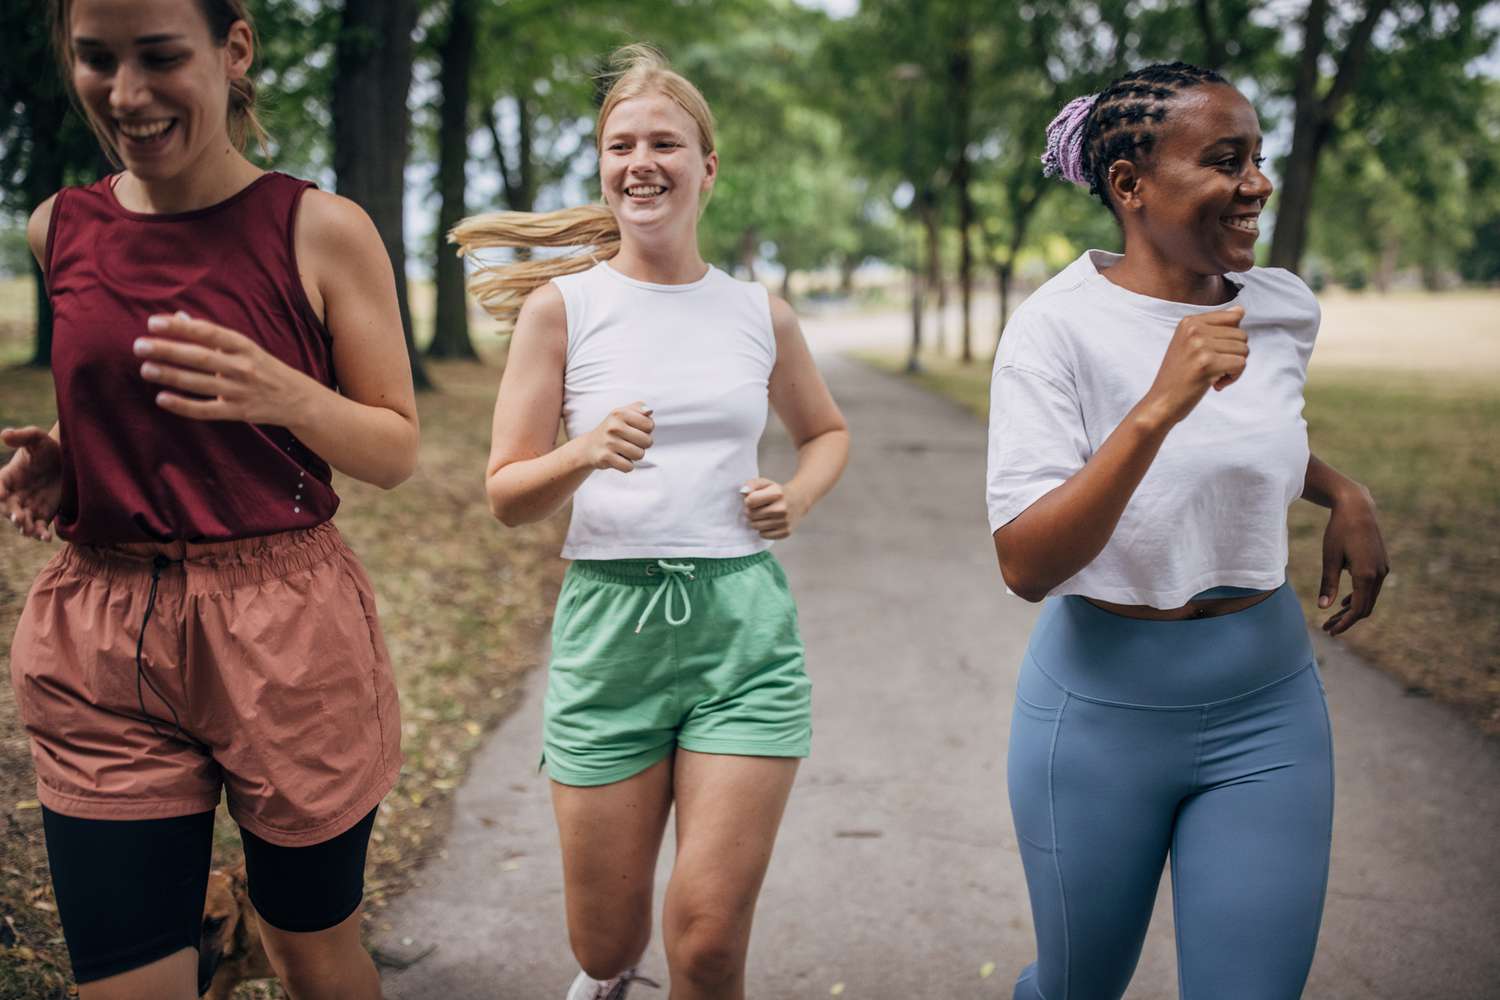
[66,0,251,181]
[1112,84,1272,274]
[598,92,717,245]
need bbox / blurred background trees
[2,0,1497,373]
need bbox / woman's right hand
[1141,305,1249,427]
[0,427,63,542]
[582,403,654,472]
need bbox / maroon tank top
[45,171,340,543]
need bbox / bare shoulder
[514,281,568,339]
[295,188,382,259]
[766,292,805,342]
[26,193,60,268]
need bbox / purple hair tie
[1041,93,1099,187]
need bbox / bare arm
[483,283,654,526]
[292,190,421,487]
[992,406,1173,601]
[743,295,849,538]
[1302,452,1387,634]
[135,191,420,489]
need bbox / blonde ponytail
[453,44,717,325]
[450,205,621,324]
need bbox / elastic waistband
[58,521,348,589]
[1029,582,1315,708]
[567,551,773,585]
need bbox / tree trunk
[907,217,924,373]
[1375,236,1399,292]
[780,268,794,303]
[427,0,476,360]
[332,0,430,388]
[921,197,944,355]
[1267,105,1329,274]
[22,82,76,366]
[737,228,758,281]
[1267,0,1393,273]
[950,34,974,364]
[995,262,1011,359]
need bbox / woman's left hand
[1317,485,1389,635]
[743,477,807,540]
[135,312,315,427]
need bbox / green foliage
[249,0,342,175]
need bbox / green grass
[860,351,1500,736]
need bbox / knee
[258,926,368,998]
[572,931,650,982]
[262,939,341,993]
[668,916,743,991]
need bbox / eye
[202,916,226,933]
[145,52,187,69]
[1251,154,1266,169]
[78,52,114,72]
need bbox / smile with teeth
[626,184,667,198]
[1222,215,1259,233]
[117,119,175,142]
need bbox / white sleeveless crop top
[554,261,776,560]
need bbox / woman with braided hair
[987,63,1388,997]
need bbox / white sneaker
[566,967,661,1000]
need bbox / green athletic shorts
[543,552,811,787]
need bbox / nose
[626,142,656,173]
[109,58,150,115]
[1242,161,1273,201]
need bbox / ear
[224,19,254,81]
[700,149,719,197]
[1106,159,1144,214]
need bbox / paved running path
[376,355,1500,999]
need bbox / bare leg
[552,756,676,979]
[77,947,198,1000]
[663,751,799,1000]
[256,904,381,1000]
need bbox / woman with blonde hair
[456,45,849,1000]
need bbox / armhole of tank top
[553,275,582,365]
[41,188,69,290]
[758,281,778,367]
[283,180,333,344]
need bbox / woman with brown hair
[2,1,418,996]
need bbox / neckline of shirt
[1081,249,1246,322]
[599,260,717,293]
[102,170,279,223]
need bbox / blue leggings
[1008,584,1333,1000]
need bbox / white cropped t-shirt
[555,261,776,560]
[985,250,1319,608]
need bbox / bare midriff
[1083,589,1277,621]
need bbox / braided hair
[1042,62,1228,214]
